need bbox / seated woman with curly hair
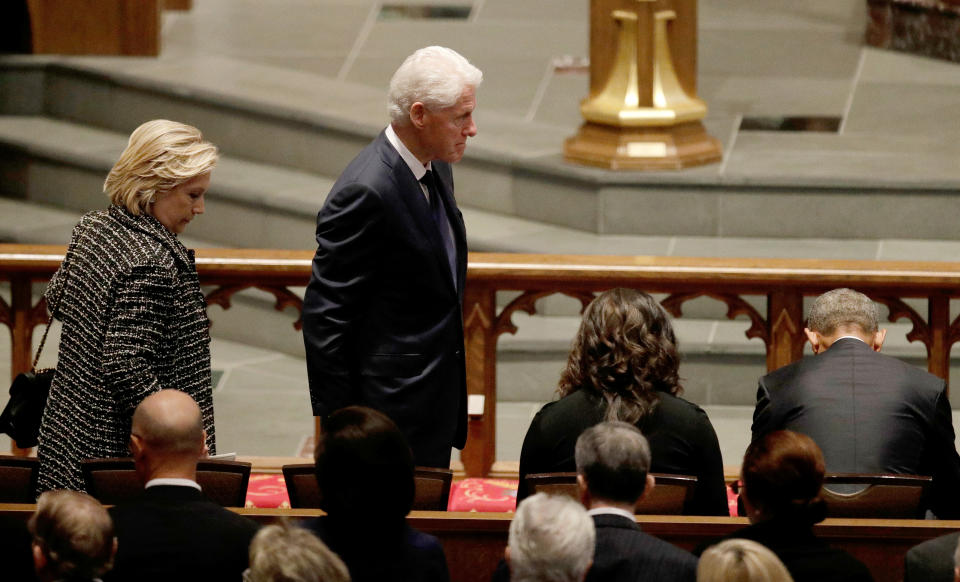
[516,287,728,516]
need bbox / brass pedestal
[564,120,722,170]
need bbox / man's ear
[129,433,144,459]
[32,541,45,572]
[409,102,426,128]
[635,473,656,505]
[200,429,209,458]
[872,328,887,352]
[804,328,822,354]
[504,546,511,568]
[576,473,590,507]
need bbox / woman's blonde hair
[247,520,350,582]
[104,119,218,214]
[698,539,794,582]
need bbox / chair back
[821,473,931,518]
[413,466,453,511]
[0,455,38,503]
[82,458,251,507]
[282,463,453,511]
[524,472,696,515]
[282,463,321,509]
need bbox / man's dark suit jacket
[303,130,468,468]
[904,531,959,582]
[491,513,698,582]
[752,337,960,518]
[106,485,260,582]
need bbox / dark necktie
[420,170,456,284]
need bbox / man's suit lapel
[376,135,458,296]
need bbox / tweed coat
[37,205,215,493]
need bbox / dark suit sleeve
[751,376,774,442]
[517,408,550,502]
[302,183,384,417]
[689,409,730,516]
[904,533,958,582]
[922,386,960,519]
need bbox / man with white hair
[753,287,960,518]
[303,45,482,468]
[506,493,595,582]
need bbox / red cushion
[448,478,518,512]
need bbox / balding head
[130,390,205,480]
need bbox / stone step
[4,57,960,239]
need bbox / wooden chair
[0,455,38,503]
[282,463,453,511]
[524,472,697,515]
[821,473,932,519]
[82,458,251,507]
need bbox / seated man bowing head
[107,389,259,582]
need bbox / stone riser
[3,62,960,239]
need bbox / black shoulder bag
[0,264,70,448]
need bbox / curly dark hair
[558,288,682,425]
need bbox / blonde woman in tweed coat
[37,120,219,493]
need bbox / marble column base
[867,0,960,63]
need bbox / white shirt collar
[145,478,201,491]
[385,124,432,181]
[586,506,636,521]
[836,335,866,344]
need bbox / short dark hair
[314,406,415,521]
[806,288,879,335]
[575,421,651,503]
[742,430,827,524]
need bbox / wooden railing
[1,502,956,582]
[4,244,960,476]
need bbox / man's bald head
[132,390,204,458]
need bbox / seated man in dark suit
[107,389,259,582]
[30,490,115,582]
[752,287,960,518]
[904,531,960,582]
[575,421,697,582]
[493,421,697,582]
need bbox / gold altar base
[564,121,722,171]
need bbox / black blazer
[107,485,260,582]
[517,389,729,516]
[695,518,873,582]
[304,516,449,582]
[588,513,698,582]
[303,130,468,467]
[904,531,959,582]
[752,337,960,518]
[491,513,698,582]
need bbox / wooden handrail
[0,502,955,582]
[3,244,960,476]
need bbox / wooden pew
[3,504,958,582]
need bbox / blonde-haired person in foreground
[245,521,350,582]
[30,490,116,582]
[37,119,219,494]
[698,539,793,582]
[506,493,595,582]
